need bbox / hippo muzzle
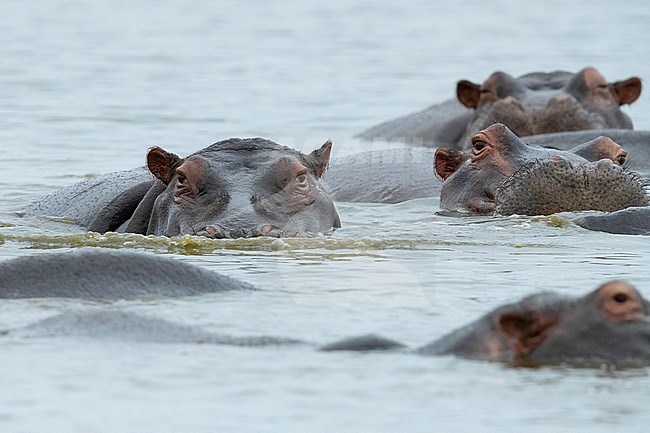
[495,157,649,216]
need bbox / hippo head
[421,281,650,367]
[498,281,650,367]
[456,67,642,148]
[143,138,341,238]
[434,123,639,214]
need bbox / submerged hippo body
[24,138,340,238]
[435,123,648,215]
[574,206,650,235]
[0,249,254,300]
[10,310,301,346]
[323,147,440,203]
[358,67,642,149]
[323,281,650,368]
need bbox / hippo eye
[613,292,629,303]
[290,172,310,198]
[473,140,487,152]
[617,155,626,165]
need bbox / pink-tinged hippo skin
[421,280,650,367]
[357,67,641,149]
[24,138,340,238]
[322,281,650,368]
[525,129,650,173]
[434,123,648,215]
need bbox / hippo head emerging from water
[434,123,648,215]
[421,281,650,367]
[139,138,341,238]
[456,67,642,148]
[323,281,650,368]
[25,138,341,238]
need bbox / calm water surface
[1,1,650,432]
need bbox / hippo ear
[566,67,602,99]
[434,148,468,180]
[146,146,183,185]
[497,312,559,356]
[457,80,481,108]
[612,77,642,105]
[308,139,333,179]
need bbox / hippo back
[323,147,441,203]
[23,167,155,230]
[0,249,254,300]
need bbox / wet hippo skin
[574,206,650,235]
[357,67,641,149]
[323,280,650,368]
[24,138,340,238]
[434,123,648,215]
[0,248,254,300]
[525,129,650,173]
[9,310,301,346]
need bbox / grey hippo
[24,138,340,238]
[493,128,650,234]
[10,277,650,368]
[434,123,648,215]
[325,124,648,213]
[322,280,650,368]
[8,310,301,346]
[357,67,642,149]
[0,248,254,300]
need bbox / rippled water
[2,1,650,432]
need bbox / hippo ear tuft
[612,77,642,105]
[434,148,468,180]
[147,147,182,185]
[308,139,333,179]
[457,80,481,109]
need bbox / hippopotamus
[357,67,642,149]
[8,273,649,367]
[322,147,442,203]
[24,138,340,238]
[323,127,650,206]
[525,129,650,173]
[9,310,301,346]
[322,280,650,368]
[434,123,648,215]
[0,249,254,300]
[574,206,650,236]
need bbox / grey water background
[1,0,650,432]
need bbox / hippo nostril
[617,155,626,165]
[613,293,629,303]
[248,225,276,238]
[203,225,225,239]
[549,92,571,104]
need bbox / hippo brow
[196,138,302,155]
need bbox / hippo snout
[198,224,280,239]
[495,158,649,216]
